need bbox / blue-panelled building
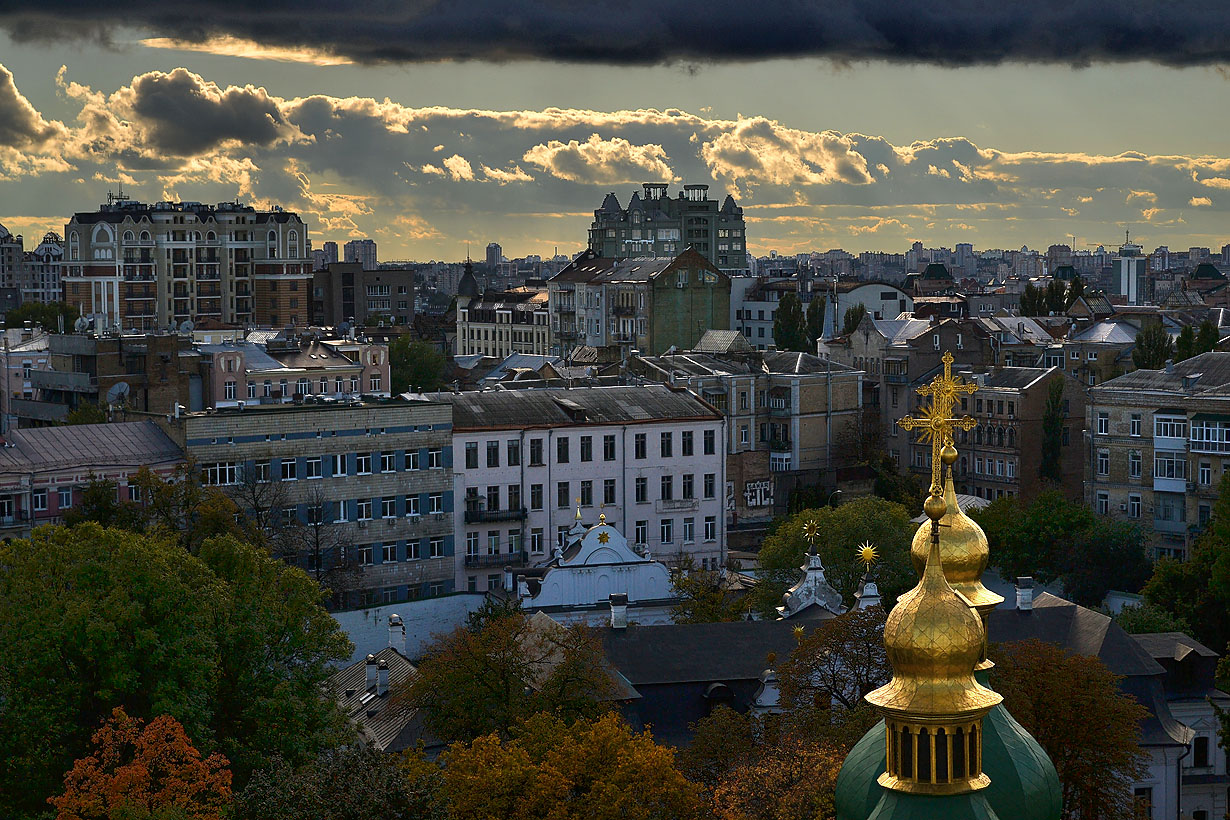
[172,396,455,609]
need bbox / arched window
[206,231,216,241]
[997,428,1005,447]
[68,231,79,261]
[139,230,151,241]
[268,230,277,242]
[123,230,134,242]
[1008,428,1016,447]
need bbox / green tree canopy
[1133,322,1174,370]
[390,336,447,393]
[805,295,825,349]
[670,556,751,623]
[1039,377,1064,484]
[1064,275,1085,308]
[1198,318,1220,354]
[1113,602,1192,635]
[1044,278,1067,314]
[4,300,79,331]
[751,497,916,617]
[773,292,809,352]
[0,524,352,818]
[841,303,867,336]
[64,401,108,426]
[1175,324,1197,361]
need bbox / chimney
[609,592,628,629]
[376,659,389,696]
[1164,359,1174,373]
[1016,577,1035,612]
[503,565,514,593]
[387,613,405,655]
[364,653,378,689]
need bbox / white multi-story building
[22,232,63,305]
[430,384,727,592]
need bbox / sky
[2,4,1230,261]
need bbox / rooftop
[0,421,182,474]
[1096,351,1230,394]
[425,384,720,430]
[330,647,422,753]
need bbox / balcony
[464,506,528,524]
[123,238,155,247]
[29,370,96,393]
[885,372,909,384]
[465,549,529,569]
[11,398,68,422]
[613,304,635,316]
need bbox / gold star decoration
[597,531,610,544]
[857,542,879,567]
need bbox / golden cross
[897,351,978,493]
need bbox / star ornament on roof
[857,542,879,567]
[597,531,610,544]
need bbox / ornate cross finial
[897,351,978,503]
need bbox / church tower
[834,353,1061,820]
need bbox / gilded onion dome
[910,444,1004,613]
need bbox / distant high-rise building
[313,240,339,270]
[1111,235,1147,305]
[587,183,748,274]
[485,242,502,268]
[22,232,63,304]
[343,238,378,270]
[63,197,312,330]
[322,241,338,264]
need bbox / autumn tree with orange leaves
[49,707,231,820]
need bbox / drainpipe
[1175,741,1189,820]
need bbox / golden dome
[910,472,1004,613]
[867,524,1001,720]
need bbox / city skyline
[4,10,1230,260]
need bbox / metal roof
[427,384,719,430]
[0,421,182,475]
[329,646,423,753]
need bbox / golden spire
[575,497,582,521]
[868,350,1001,795]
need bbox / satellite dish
[339,321,351,334]
[179,320,194,334]
[73,316,89,333]
[167,320,178,333]
[106,381,131,406]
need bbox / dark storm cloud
[5,1,1230,66]
[0,64,60,147]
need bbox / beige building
[455,286,551,357]
[64,197,312,331]
[1087,352,1230,559]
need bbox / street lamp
[827,489,844,508]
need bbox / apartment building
[312,262,415,327]
[63,197,312,330]
[729,276,795,351]
[455,286,551,357]
[21,232,63,305]
[343,238,378,270]
[0,327,51,433]
[428,385,726,593]
[548,248,730,356]
[172,398,455,608]
[1086,352,1230,558]
[588,182,748,274]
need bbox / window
[129,484,142,504]
[1155,451,1187,479]
[1195,736,1211,768]
[486,440,499,468]
[704,429,716,455]
[255,460,272,482]
[530,484,543,510]
[740,425,749,445]
[369,374,382,392]
[580,480,593,507]
[331,453,347,477]
[603,434,616,461]
[557,481,570,508]
[530,528,544,554]
[382,543,397,563]
[635,477,648,503]
[381,497,396,518]
[358,545,373,566]
[428,448,443,469]
[635,520,647,544]
[224,380,236,400]
[682,517,695,544]
[357,499,372,520]
[704,473,716,499]
[381,451,395,473]
[465,442,478,469]
[661,518,674,543]
[247,382,257,399]
[507,439,521,466]
[661,432,673,458]
[466,532,479,555]
[428,493,443,514]
[705,515,717,541]
[529,438,544,466]
[1201,461,1213,485]
[580,435,593,462]
[635,433,647,459]
[509,530,521,553]
[1130,413,1141,437]
[58,487,72,509]
[1155,416,1188,439]
[356,453,372,474]
[556,436,570,464]
[203,462,239,486]
[406,495,420,517]
[1129,494,1141,519]
[604,479,617,505]
[660,475,673,500]
[406,450,420,471]
[1097,412,1108,435]
[487,531,500,554]
[682,473,695,499]
[306,456,322,479]
[508,484,521,511]
[1129,451,1142,479]
[1097,449,1109,476]
[1096,491,1109,515]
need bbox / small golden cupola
[865,487,1003,795]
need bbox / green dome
[866,789,1001,820]
[834,676,1061,820]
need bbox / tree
[805,295,825,349]
[1175,324,1196,361]
[404,609,614,744]
[871,452,924,516]
[841,303,867,336]
[1132,322,1174,370]
[750,497,915,617]
[1113,602,1191,635]
[61,475,148,532]
[1020,283,1043,316]
[990,640,1147,820]
[1045,278,1067,315]
[1064,275,1085,308]
[390,336,446,393]
[0,525,353,818]
[237,745,442,820]
[1198,318,1220,354]
[777,607,889,710]
[1040,377,1065,484]
[130,463,243,553]
[773,292,809,352]
[50,707,231,820]
[64,402,108,426]
[441,712,707,820]
[670,556,751,623]
[5,300,79,331]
